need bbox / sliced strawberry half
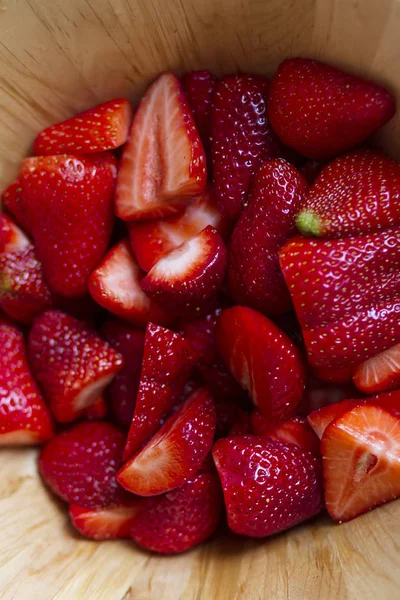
[141,226,227,313]
[251,413,320,454]
[0,213,30,254]
[69,501,140,540]
[322,404,400,522]
[1,179,32,235]
[118,387,216,496]
[115,72,206,221]
[353,343,400,394]
[34,99,132,155]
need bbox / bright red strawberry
[29,310,123,423]
[227,159,308,315]
[21,153,116,298]
[34,99,132,155]
[279,228,400,369]
[118,387,215,496]
[141,226,227,313]
[312,365,354,384]
[0,213,29,254]
[115,73,206,221]
[268,58,395,159]
[297,374,360,416]
[123,323,193,460]
[101,319,145,428]
[69,501,140,540]
[213,435,323,537]
[216,306,305,421]
[129,187,229,272]
[353,342,400,394]
[182,70,217,155]
[0,245,53,324]
[322,404,400,522]
[0,318,53,445]
[39,421,131,508]
[297,149,400,238]
[251,413,320,454]
[130,472,222,554]
[88,239,170,327]
[211,74,284,220]
[1,179,32,235]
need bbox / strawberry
[213,435,323,537]
[211,74,283,220]
[0,213,29,254]
[34,99,132,155]
[298,376,360,417]
[115,72,206,221]
[29,310,123,423]
[301,160,326,184]
[1,180,32,235]
[88,239,170,327]
[123,323,194,460]
[353,342,400,394]
[69,502,140,540]
[321,404,400,522]
[297,149,400,238]
[268,58,395,159]
[227,159,308,316]
[0,245,53,324]
[39,421,131,508]
[312,365,354,384]
[251,413,320,454]
[101,319,145,428]
[279,228,400,369]
[117,387,215,496]
[216,306,305,421]
[141,226,227,313]
[130,472,222,554]
[85,396,108,420]
[129,187,229,272]
[182,70,217,154]
[0,318,53,445]
[228,409,252,436]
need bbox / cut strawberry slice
[0,213,30,254]
[117,387,216,496]
[251,413,320,454]
[353,343,400,394]
[141,226,227,312]
[69,502,140,540]
[322,404,400,522]
[88,239,170,327]
[115,72,207,221]
[34,99,132,155]
[1,180,32,235]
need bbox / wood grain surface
[1,0,400,598]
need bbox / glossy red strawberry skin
[69,502,140,540]
[251,413,320,454]
[0,319,53,445]
[268,58,395,159]
[211,74,284,220]
[0,213,29,254]
[279,229,400,369]
[29,310,123,423]
[213,435,323,537]
[182,70,217,154]
[39,421,131,508]
[34,99,132,155]
[21,153,116,298]
[130,472,222,554]
[1,179,32,235]
[227,159,308,315]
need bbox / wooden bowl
[1,1,400,598]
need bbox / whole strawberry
[182,70,217,155]
[1,180,32,235]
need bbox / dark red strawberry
[29,310,123,423]
[211,74,283,220]
[0,318,53,445]
[1,179,32,234]
[34,99,132,155]
[297,375,360,417]
[69,501,140,540]
[115,72,206,221]
[21,153,116,298]
[118,387,215,496]
[297,149,400,238]
[39,421,131,508]
[216,306,305,421]
[353,342,400,394]
[312,365,354,384]
[227,159,307,315]
[85,395,108,420]
[301,160,327,184]
[213,435,323,537]
[0,213,29,254]
[182,70,217,155]
[279,228,400,369]
[55,294,103,322]
[228,409,252,436]
[130,472,222,554]
[101,319,145,428]
[251,413,320,454]
[268,58,395,159]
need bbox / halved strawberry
[34,99,132,155]
[118,387,215,496]
[115,72,206,221]
[29,310,123,423]
[69,501,140,540]
[216,306,305,421]
[1,180,32,235]
[322,404,400,522]
[88,239,170,327]
[353,343,400,394]
[251,413,320,454]
[0,213,30,254]
[141,226,227,313]
[129,188,228,272]
[0,318,53,445]
[182,70,217,154]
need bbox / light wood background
[1,0,400,598]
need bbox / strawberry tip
[296,211,322,236]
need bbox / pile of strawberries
[2,57,400,554]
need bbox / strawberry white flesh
[353,343,400,394]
